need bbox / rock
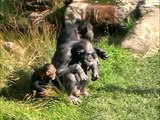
[21,0,56,27]
[121,8,160,57]
[22,0,55,12]
[64,0,146,33]
[28,10,51,25]
[1,41,25,55]
[143,0,160,7]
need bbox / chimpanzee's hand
[79,73,88,81]
[39,88,53,97]
[95,48,108,60]
[91,72,99,81]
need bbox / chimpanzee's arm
[33,81,45,92]
[57,64,88,81]
[91,60,99,81]
[94,47,108,60]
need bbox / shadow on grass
[95,84,160,96]
[1,69,31,100]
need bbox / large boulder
[64,0,144,29]
[121,8,160,57]
[1,41,25,55]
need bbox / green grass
[0,0,159,119]
[0,35,159,120]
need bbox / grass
[0,33,159,119]
[0,0,159,119]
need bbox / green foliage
[121,17,136,31]
[0,0,16,15]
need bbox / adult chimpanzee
[51,19,106,104]
[53,19,107,73]
[53,39,99,104]
[55,19,92,48]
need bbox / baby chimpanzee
[24,63,58,99]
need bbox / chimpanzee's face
[46,65,57,80]
[83,53,95,66]
[77,50,94,67]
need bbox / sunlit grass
[0,33,159,119]
[0,0,159,119]
[0,26,56,99]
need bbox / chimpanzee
[70,40,99,81]
[51,20,104,104]
[52,20,95,82]
[29,63,58,98]
[66,39,99,104]
[54,19,107,69]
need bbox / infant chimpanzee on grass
[24,63,59,100]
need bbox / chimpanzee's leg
[91,60,99,81]
[78,79,90,96]
[65,73,81,104]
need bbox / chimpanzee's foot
[81,90,89,97]
[73,89,81,97]
[69,95,81,105]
